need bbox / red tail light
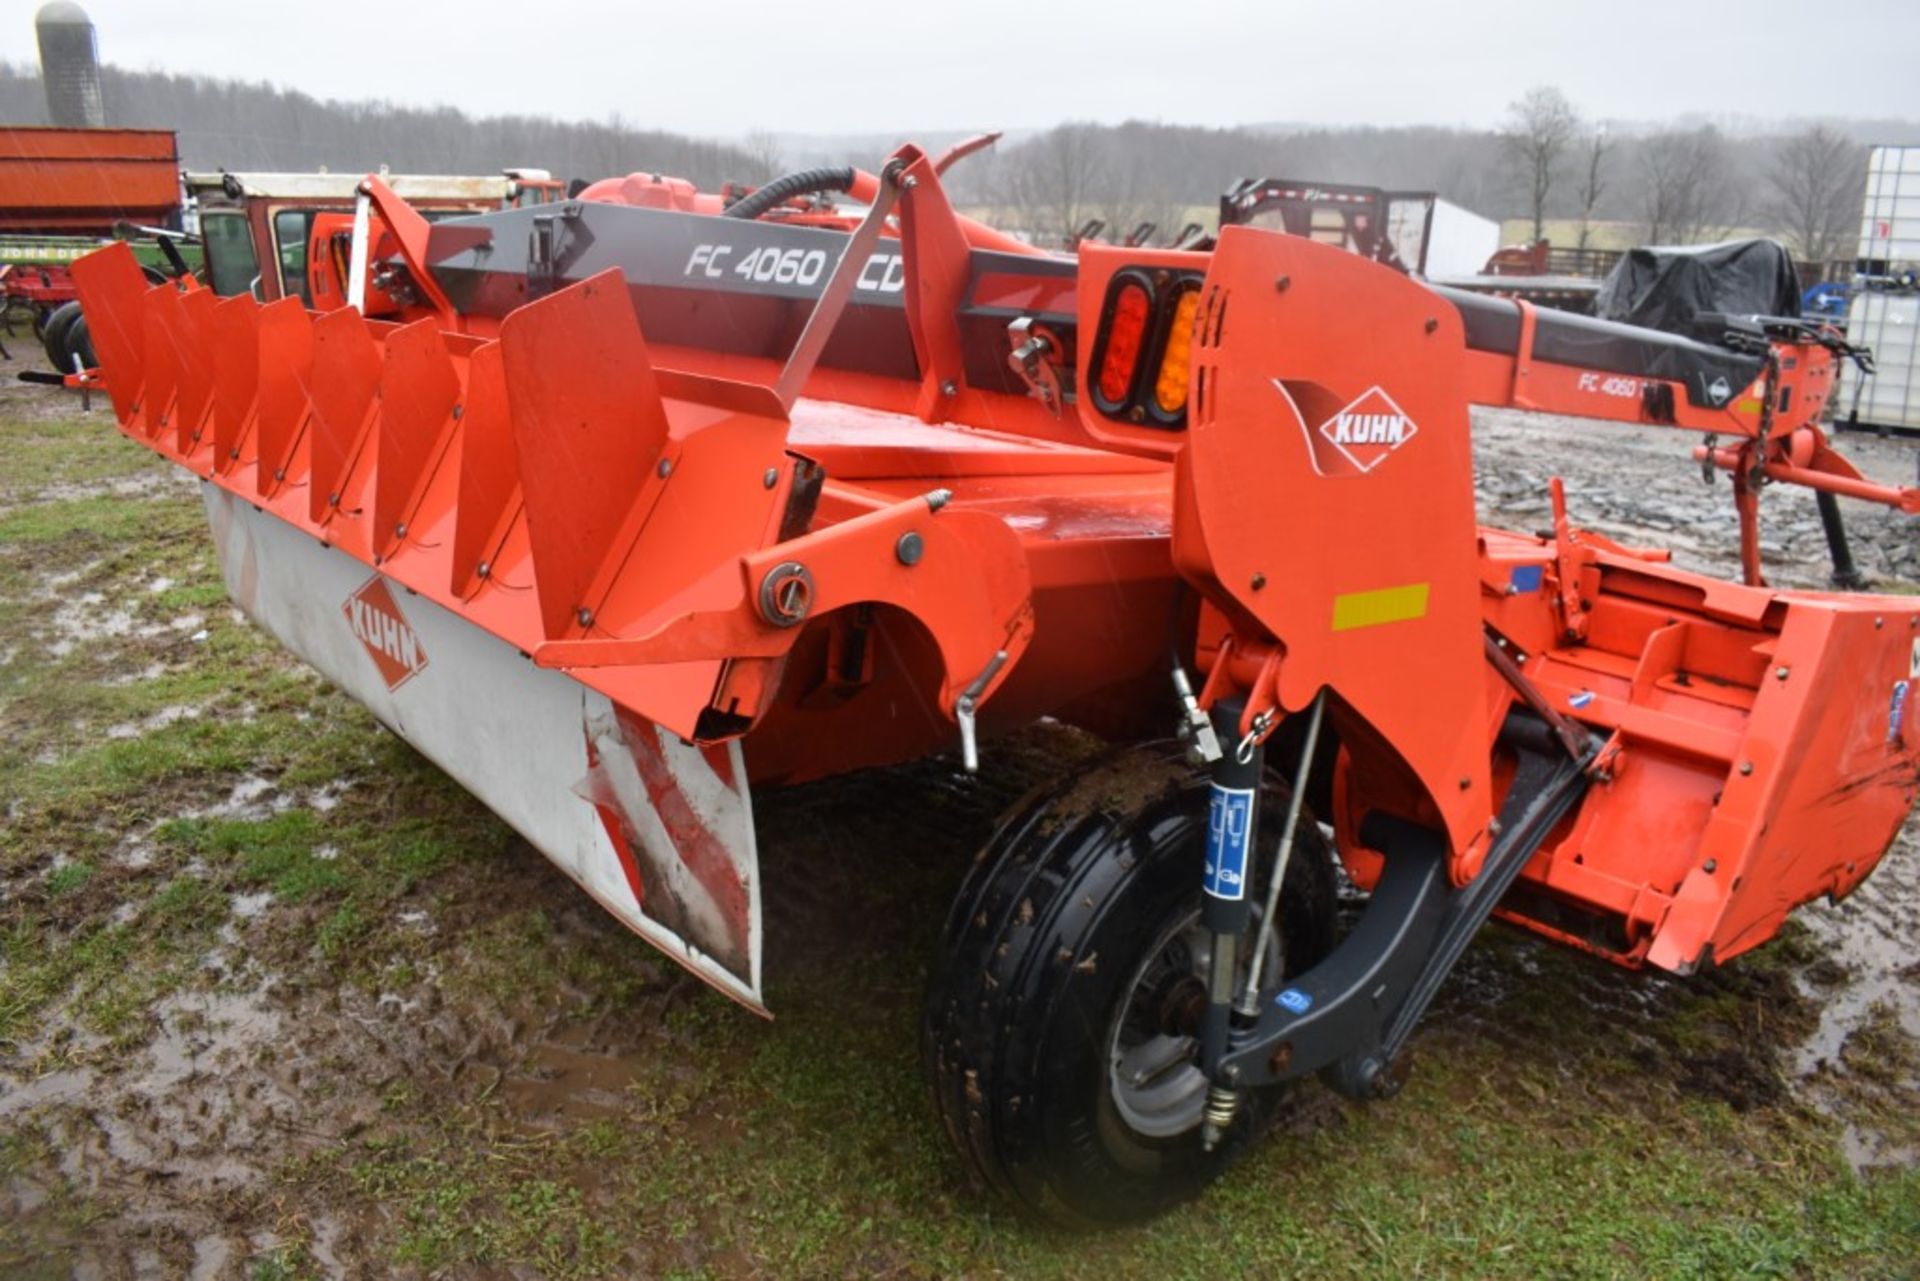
[1095,276,1152,408]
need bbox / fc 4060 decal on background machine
[70,140,1918,1227]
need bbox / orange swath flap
[173,287,219,460]
[451,341,520,599]
[254,299,314,499]
[306,308,383,525]
[373,318,460,557]
[67,243,149,428]
[499,271,671,639]
[210,295,260,476]
[140,287,184,448]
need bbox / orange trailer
[0,126,181,233]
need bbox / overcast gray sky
[19,0,1920,138]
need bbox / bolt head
[1274,275,1291,292]
[576,608,593,628]
[763,467,779,488]
[657,458,673,478]
[940,380,958,396]
[1739,760,1754,775]
[1250,572,1267,591]
[895,531,925,566]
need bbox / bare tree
[1574,125,1611,250]
[995,123,1107,246]
[1086,139,1184,246]
[1766,125,1865,269]
[1640,126,1747,244]
[1501,86,1579,243]
[7,60,1869,250]
[741,130,785,185]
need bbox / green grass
[2,385,1917,1278]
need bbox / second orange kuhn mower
[71,141,1919,1226]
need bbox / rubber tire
[924,741,1338,1229]
[65,315,96,370]
[40,300,82,372]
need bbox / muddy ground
[1,346,1916,1278]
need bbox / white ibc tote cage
[1841,146,1920,436]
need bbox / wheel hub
[1107,907,1280,1140]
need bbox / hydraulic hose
[722,166,857,221]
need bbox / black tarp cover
[1595,239,1802,335]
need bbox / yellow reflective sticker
[1331,583,1430,632]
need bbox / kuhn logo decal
[1311,385,1420,474]
[343,576,428,691]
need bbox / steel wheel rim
[1106,903,1281,1140]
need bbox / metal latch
[955,650,1010,772]
[1006,318,1064,416]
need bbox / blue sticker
[1569,690,1595,709]
[1277,988,1313,1014]
[1893,680,1910,743]
[1203,784,1255,901]
[1509,564,1544,593]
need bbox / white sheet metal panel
[202,484,765,1011]
[1422,199,1502,280]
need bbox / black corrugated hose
[721,166,857,221]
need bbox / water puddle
[105,703,202,740]
[184,774,290,822]
[497,1020,647,1123]
[1789,828,1920,1171]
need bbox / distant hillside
[4,61,1912,262]
[0,63,771,189]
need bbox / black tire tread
[40,300,83,372]
[924,742,1335,1228]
